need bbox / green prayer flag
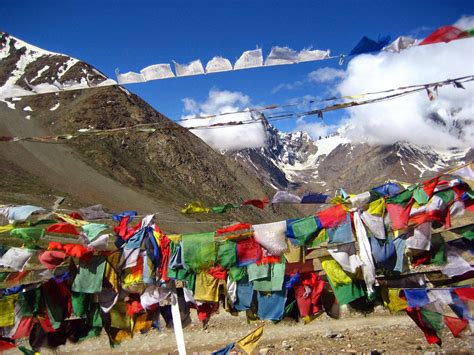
[216,240,237,268]
[18,346,36,355]
[229,266,247,282]
[435,189,455,205]
[72,256,106,293]
[421,309,444,332]
[211,204,240,214]
[10,227,44,247]
[21,288,41,316]
[329,280,366,305]
[247,263,269,281]
[386,189,413,206]
[72,291,92,317]
[253,259,285,292]
[413,188,430,205]
[308,229,328,248]
[430,234,446,266]
[290,216,320,246]
[182,232,216,272]
[82,223,109,241]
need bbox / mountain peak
[0,32,111,99]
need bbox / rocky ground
[6,311,473,354]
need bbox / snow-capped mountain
[232,115,472,194]
[0,31,114,99]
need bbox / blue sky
[1,0,473,134]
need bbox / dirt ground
[6,310,473,354]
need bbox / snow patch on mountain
[315,135,350,158]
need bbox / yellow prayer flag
[236,325,264,354]
[54,213,90,226]
[382,288,408,313]
[180,201,210,214]
[0,224,14,234]
[167,234,182,244]
[367,198,386,216]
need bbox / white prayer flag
[234,48,263,70]
[140,64,175,80]
[116,71,146,84]
[296,49,330,63]
[174,59,205,77]
[382,36,418,53]
[205,56,233,73]
[265,46,298,66]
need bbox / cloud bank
[335,37,474,149]
[180,89,266,151]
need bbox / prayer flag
[453,287,474,302]
[212,343,235,355]
[420,25,469,45]
[265,46,298,66]
[206,56,233,73]
[181,201,210,214]
[236,325,264,354]
[405,289,430,308]
[349,35,391,56]
[301,192,328,204]
[444,315,468,337]
[234,49,263,70]
[174,59,205,77]
[140,63,175,80]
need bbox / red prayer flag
[406,307,442,345]
[126,299,144,316]
[422,177,439,198]
[242,197,269,209]
[0,339,16,351]
[454,287,474,302]
[47,222,80,236]
[236,237,262,265]
[208,265,227,280]
[387,202,412,230]
[419,26,468,45]
[216,223,252,235]
[68,212,84,220]
[318,204,347,228]
[444,315,468,337]
[12,317,35,339]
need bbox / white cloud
[180,89,266,151]
[332,37,474,149]
[454,15,474,30]
[308,67,346,83]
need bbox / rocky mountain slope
[0,32,299,233]
[231,117,472,194]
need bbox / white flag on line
[234,48,263,70]
[140,63,175,80]
[205,56,233,73]
[116,71,146,84]
[174,59,205,77]
[296,48,331,62]
[265,46,299,66]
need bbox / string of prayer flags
[0,166,473,352]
